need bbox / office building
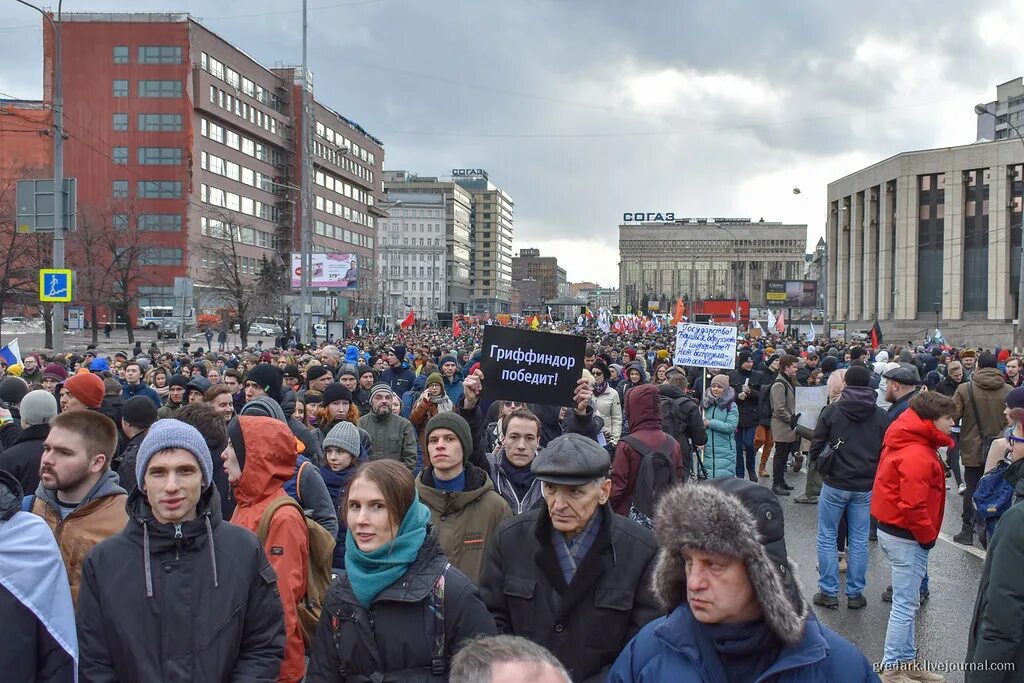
[618,217,807,315]
[376,192,447,323]
[511,248,565,301]
[977,78,1024,142]
[14,12,384,326]
[452,170,513,315]
[827,138,1024,345]
[382,170,472,314]
[571,283,620,312]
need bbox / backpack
[622,434,678,530]
[258,496,337,648]
[660,396,686,444]
[973,459,1015,549]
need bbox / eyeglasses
[1007,429,1024,446]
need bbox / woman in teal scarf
[307,460,497,682]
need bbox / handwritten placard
[674,323,737,369]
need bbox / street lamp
[16,0,64,352]
[976,103,1024,352]
[710,225,741,329]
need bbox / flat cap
[883,362,921,386]
[531,433,610,486]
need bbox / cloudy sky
[2,0,1022,287]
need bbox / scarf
[704,619,783,682]
[344,493,431,608]
[552,509,602,584]
[702,386,736,411]
[499,454,535,497]
[592,380,609,396]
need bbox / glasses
[1007,428,1024,446]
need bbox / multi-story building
[452,170,513,315]
[382,170,472,314]
[16,12,383,326]
[571,284,620,312]
[376,192,446,323]
[977,78,1024,142]
[511,248,564,301]
[827,138,1024,345]
[618,217,807,315]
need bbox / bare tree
[67,205,119,344]
[104,202,155,345]
[0,168,54,344]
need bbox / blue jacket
[381,363,416,396]
[703,400,738,479]
[121,381,161,408]
[609,604,878,683]
[443,374,465,405]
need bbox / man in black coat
[479,433,661,683]
[0,389,57,495]
[114,395,159,492]
[76,420,285,680]
[729,351,761,481]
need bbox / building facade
[511,248,564,301]
[977,77,1024,142]
[827,138,1024,345]
[28,12,383,326]
[376,192,447,324]
[452,171,513,315]
[572,284,620,312]
[618,217,807,314]
[382,170,472,314]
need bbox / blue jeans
[878,530,930,666]
[816,484,871,597]
[735,427,756,478]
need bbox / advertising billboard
[291,253,358,289]
[765,280,817,307]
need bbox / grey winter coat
[359,412,418,472]
[770,376,798,442]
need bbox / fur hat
[651,479,807,645]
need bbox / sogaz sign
[623,212,675,222]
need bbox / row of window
[200,151,273,194]
[390,208,443,219]
[200,216,279,250]
[113,45,183,65]
[380,250,442,261]
[312,140,374,185]
[139,248,182,266]
[314,193,374,230]
[112,113,183,132]
[209,85,281,137]
[385,222,442,233]
[112,146,183,166]
[314,120,376,165]
[201,118,278,166]
[110,213,182,232]
[312,218,374,250]
[200,252,264,275]
[113,79,182,98]
[380,237,442,248]
[112,180,182,199]
[200,51,284,112]
[200,183,278,223]
[314,169,374,206]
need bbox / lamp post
[16,0,63,352]
[710,225,741,329]
[976,103,1024,352]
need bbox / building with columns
[826,138,1024,346]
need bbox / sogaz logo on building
[453,169,488,179]
[623,212,676,222]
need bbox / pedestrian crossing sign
[39,269,72,302]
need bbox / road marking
[937,532,987,560]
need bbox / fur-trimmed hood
[651,479,808,645]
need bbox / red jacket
[870,408,953,546]
[610,384,685,515]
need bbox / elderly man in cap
[480,433,661,682]
[608,479,874,681]
[358,383,417,472]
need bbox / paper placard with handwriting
[673,323,737,369]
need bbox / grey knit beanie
[323,421,361,457]
[136,419,214,489]
[19,389,57,426]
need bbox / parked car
[314,323,327,337]
[249,322,277,337]
[2,316,28,324]
[156,319,182,339]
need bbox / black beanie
[306,365,332,384]
[979,351,998,369]
[246,363,282,402]
[122,395,158,429]
[357,364,374,378]
[737,351,752,365]
[844,364,871,387]
[322,382,353,405]
[227,417,247,471]
[168,374,190,390]
[820,356,839,372]
[424,412,473,465]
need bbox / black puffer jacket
[808,386,888,492]
[479,504,662,683]
[307,530,497,682]
[0,422,48,495]
[76,486,285,682]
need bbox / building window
[963,169,990,313]
[137,147,182,165]
[112,213,128,230]
[113,79,129,97]
[112,179,129,198]
[138,80,182,98]
[137,181,182,198]
[137,214,182,231]
[112,112,128,131]
[139,248,183,266]
[138,46,182,64]
[138,113,182,131]
[112,146,128,165]
[113,46,128,64]
[917,173,945,313]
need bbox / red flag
[453,318,461,336]
[400,309,416,329]
[775,310,786,333]
[870,320,883,348]
[670,297,685,326]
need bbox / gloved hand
[789,413,801,429]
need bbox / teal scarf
[344,492,431,608]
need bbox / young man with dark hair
[769,355,800,495]
[116,395,160,492]
[205,384,236,422]
[222,369,245,415]
[121,361,161,408]
[29,410,128,604]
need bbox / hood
[345,345,360,364]
[416,464,496,514]
[658,383,686,400]
[239,394,288,424]
[623,360,648,385]
[973,367,1008,391]
[279,388,297,416]
[837,386,881,421]
[234,416,300,505]
[884,407,954,452]
[0,470,22,519]
[35,467,126,510]
[626,384,663,432]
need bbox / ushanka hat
[651,478,807,645]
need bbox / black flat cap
[532,433,610,486]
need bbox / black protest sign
[480,326,586,406]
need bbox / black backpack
[622,434,678,529]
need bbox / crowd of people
[1,325,1022,681]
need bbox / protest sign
[480,326,586,406]
[674,323,737,370]
[795,385,829,431]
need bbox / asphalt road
[779,465,985,682]
[0,326,260,355]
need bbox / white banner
[674,323,737,369]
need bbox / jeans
[735,427,756,478]
[816,484,872,597]
[878,530,930,666]
[961,465,984,529]
[773,441,797,487]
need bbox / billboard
[291,253,358,289]
[765,280,817,307]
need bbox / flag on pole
[752,320,763,332]
[584,307,594,320]
[730,309,736,321]
[767,309,777,331]
[399,309,416,329]
[453,318,461,336]
[670,297,685,326]
[870,320,884,348]
[530,316,540,330]
[775,310,786,333]
[0,339,21,367]
[808,321,817,342]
